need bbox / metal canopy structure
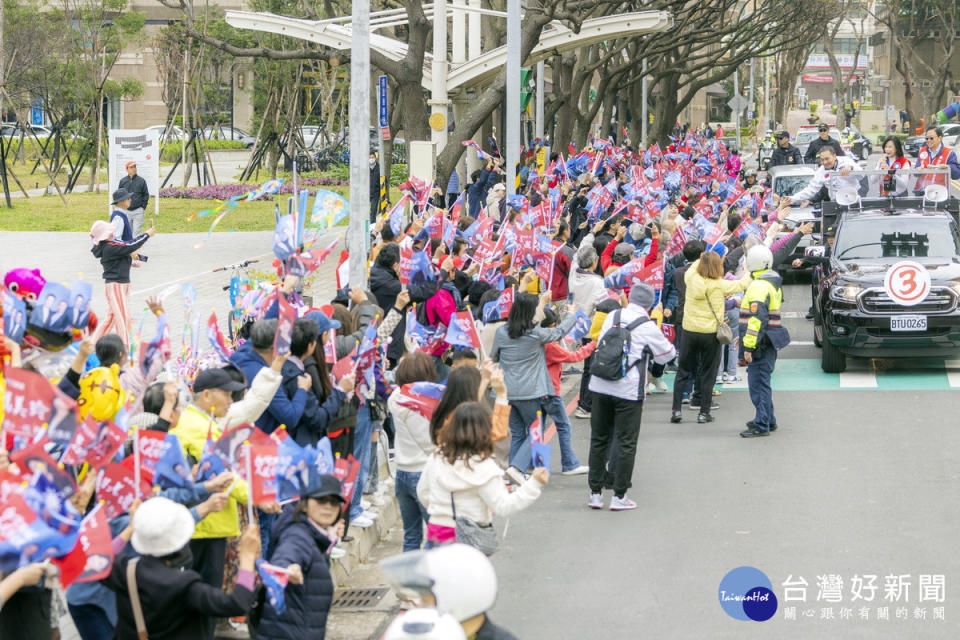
[223,9,673,92]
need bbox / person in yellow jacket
[169,366,282,638]
[670,251,751,424]
[738,246,790,438]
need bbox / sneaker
[562,465,589,476]
[330,546,347,559]
[697,413,715,424]
[715,375,724,385]
[214,619,249,640]
[740,426,770,438]
[670,410,683,424]
[649,377,668,393]
[681,394,690,405]
[361,498,372,510]
[565,366,583,375]
[588,493,604,509]
[712,388,722,396]
[351,514,375,528]
[609,496,637,511]
[723,375,743,383]
[573,408,591,419]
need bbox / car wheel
[821,332,846,373]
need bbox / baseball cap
[125,160,137,169]
[302,471,345,502]
[776,131,790,140]
[817,124,829,132]
[192,367,247,393]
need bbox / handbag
[126,558,149,640]
[450,492,499,556]
[705,288,733,345]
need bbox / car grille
[858,287,956,314]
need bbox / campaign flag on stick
[275,436,310,502]
[97,462,152,520]
[0,492,61,572]
[565,310,591,343]
[256,560,291,614]
[273,294,296,357]
[529,412,551,469]
[482,288,514,323]
[134,429,172,485]
[323,329,338,365]
[54,503,114,588]
[395,382,446,420]
[140,312,169,375]
[155,433,193,489]
[2,367,56,439]
[444,310,481,349]
[332,454,361,503]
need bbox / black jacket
[257,506,335,639]
[91,234,149,283]
[368,261,438,361]
[107,554,255,640]
[118,174,150,210]
[803,137,844,164]
[768,145,802,168]
[476,616,519,640]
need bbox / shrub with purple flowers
[160,176,348,199]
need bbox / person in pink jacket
[724,150,742,178]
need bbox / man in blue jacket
[467,158,501,217]
[229,319,311,435]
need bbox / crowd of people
[0,119,956,640]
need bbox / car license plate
[890,316,927,332]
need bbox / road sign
[380,126,391,141]
[747,110,754,120]
[727,95,750,114]
[30,99,44,127]
[378,75,388,128]
[429,113,446,131]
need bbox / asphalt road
[489,277,960,639]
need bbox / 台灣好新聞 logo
[719,566,778,621]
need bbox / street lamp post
[348,0,370,289]
[505,0,520,196]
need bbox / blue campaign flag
[311,436,335,474]
[194,434,226,483]
[409,250,435,283]
[276,436,311,502]
[706,241,728,257]
[155,434,192,489]
[256,560,290,615]
[531,441,552,470]
[565,309,591,342]
[272,215,297,261]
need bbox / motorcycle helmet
[746,245,774,273]
[379,544,498,622]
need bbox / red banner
[54,505,114,588]
[97,462,152,520]
[2,367,55,438]
[248,441,279,504]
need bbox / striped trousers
[94,282,131,345]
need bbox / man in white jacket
[782,147,860,207]
[587,283,676,512]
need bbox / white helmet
[380,544,498,622]
[746,245,773,273]
[381,608,467,640]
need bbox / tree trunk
[894,42,916,128]
[650,72,680,145]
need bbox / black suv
[810,198,960,373]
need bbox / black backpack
[591,309,652,381]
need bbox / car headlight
[950,283,960,298]
[830,284,862,302]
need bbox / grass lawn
[0,186,404,232]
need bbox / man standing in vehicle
[768,132,801,168]
[915,126,960,189]
[803,124,844,165]
[781,147,859,207]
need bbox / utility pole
[430,0,448,149]
[348,0,370,289]
[505,0,520,196]
[733,69,741,150]
[535,60,544,140]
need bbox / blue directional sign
[378,75,389,128]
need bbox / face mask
[369,158,377,168]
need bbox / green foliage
[160,140,248,162]
[390,163,409,185]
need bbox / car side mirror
[805,245,828,259]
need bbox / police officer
[803,124,844,165]
[738,245,790,438]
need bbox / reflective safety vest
[916,145,952,187]
[739,271,785,351]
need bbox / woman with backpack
[89,218,154,346]
[670,252,751,425]
[490,292,579,470]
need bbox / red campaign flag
[394,382,446,420]
[532,250,556,285]
[11,441,77,498]
[323,329,338,365]
[331,344,357,382]
[60,416,125,469]
[398,246,413,286]
[643,199,660,218]
[54,504,114,588]
[97,462,152,520]
[214,423,273,471]
[635,260,665,291]
[45,388,82,449]
[247,441,279,504]
[0,469,23,504]
[134,429,175,485]
[273,293,296,358]
[665,225,687,258]
[3,367,56,439]
[624,204,648,225]
[530,202,552,229]
[661,323,676,343]
[332,454,361,503]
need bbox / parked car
[841,124,874,160]
[903,123,960,156]
[202,125,256,147]
[767,164,819,270]
[1,124,51,138]
[145,124,185,144]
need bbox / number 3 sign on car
[884,261,931,307]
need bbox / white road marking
[839,363,878,388]
[945,359,960,388]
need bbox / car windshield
[773,175,812,197]
[834,217,960,259]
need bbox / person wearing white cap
[106,497,261,640]
[89,218,154,345]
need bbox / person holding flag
[490,292,580,470]
[255,472,344,640]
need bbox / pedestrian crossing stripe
[657,358,960,392]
